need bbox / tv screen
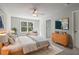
[0,16,4,28]
[55,21,62,29]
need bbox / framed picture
[62,17,69,30]
[55,21,62,29]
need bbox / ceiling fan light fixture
[32,13,37,17]
[32,8,38,17]
[34,10,37,14]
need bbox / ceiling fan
[31,7,45,17]
[32,8,38,17]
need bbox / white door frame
[72,10,79,48]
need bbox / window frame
[20,20,34,33]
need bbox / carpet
[28,44,64,55]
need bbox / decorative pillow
[8,33,16,39]
[3,42,9,46]
[7,33,15,44]
[28,31,38,36]
[8,36,15,44]
[32,31,37,33]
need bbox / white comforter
[17,36,37,54]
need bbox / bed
[1,35,49,55]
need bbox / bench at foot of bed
[1,49,9,55]
[1,48,23,55]
[1,44,49,55]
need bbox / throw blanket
[27,35,49,48]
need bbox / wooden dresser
[51,32,69,47]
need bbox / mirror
[62,17,69,30]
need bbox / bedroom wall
[0,8,11,30]
[11,16,47,39]
[51,10,70,34]
[11,17,40,36]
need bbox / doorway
[46,20,51,38]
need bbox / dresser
[51,32,69,47]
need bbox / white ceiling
[0,3,79,19]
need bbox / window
[21,21,33,32]
[28,22,33,32]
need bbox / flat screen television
[55,21,62,29]
[0,16,4,28]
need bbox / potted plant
[11,28,17,35]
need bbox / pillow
[8,36,15,44]
[3,42,9,46]
[7,33,15,44]
[32,30,37,33]
[28,31,38,36]
[8,33,16,39]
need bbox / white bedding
[28,35,49,48]
[17,36,37,54]
[2,35,49,54]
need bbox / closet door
[46,20,51,38]
[74,11,79,48]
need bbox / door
[74,11,79,48]
[46,20,51,38]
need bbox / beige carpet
[28,44,64,55]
